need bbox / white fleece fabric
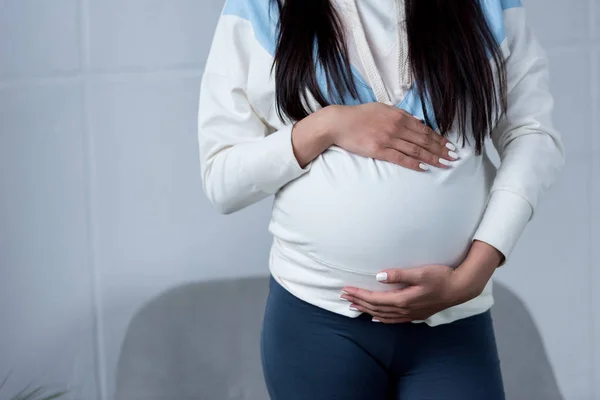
[198,0,565,326]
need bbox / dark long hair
[271,0,507,154]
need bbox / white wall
[0,0,598,399]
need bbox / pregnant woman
[198,0,565,398]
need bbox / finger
[431,131,458,154]
[372,317,412,324]
[376,268,424,285]
[342,296,400,314]
[392,110,436,138]
[351,304,406,319]
[415,127,459,162]
[395,113,458,160]
[343,286,421,313]
[387,138,450,169]
[379,148,430,172]
[342,287,399,306]
[344,292,418,316]
[381,110,438,163]
[394,124,458,164]
[412,117,458,152]
[392,107,455,148]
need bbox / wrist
[449,241,502,304]
[317,105,343,145]
[449,268,487,305]
[291,106,339,167]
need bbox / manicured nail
[446,142,457,151]
[341,290,349,295]
[448,151,459,160]
[376,272,388,282]
[439,158,452,166]
[349,306,359,311]
[340,295,349,302]
[372,319,381,323]
[418,163,429,171]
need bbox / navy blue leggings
[261,278,505,400]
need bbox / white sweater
[198,0,565,326]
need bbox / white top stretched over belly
[270,145,494,275]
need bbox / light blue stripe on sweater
[222,0,376,105]
[221,0,522,122]
[501,0,523,10]
[222,0,278,56]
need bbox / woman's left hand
[340,265,480,324]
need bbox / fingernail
[349,306,359,311]
[341,290,349,295]
[372,319,381,323]
[376,272,388,282]
[448,151,459,160]
[446,142,457,151]
[340,295,349,302]
[418,163,429,171]
[439,158,452,166]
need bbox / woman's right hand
[328,103,458,171]
[291,102,458,170]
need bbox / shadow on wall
[114,278,563,400]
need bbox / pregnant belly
[269,146,492,273]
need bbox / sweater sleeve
[472,5,566,262]
[197,13,310,215]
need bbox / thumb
[376,268,422,285]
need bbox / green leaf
[0,374,67,400]
[13,386,44,400]
[10,386,67,400]
[0,372,11,392]
[39,392,68,400]
[11,383,34,399]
